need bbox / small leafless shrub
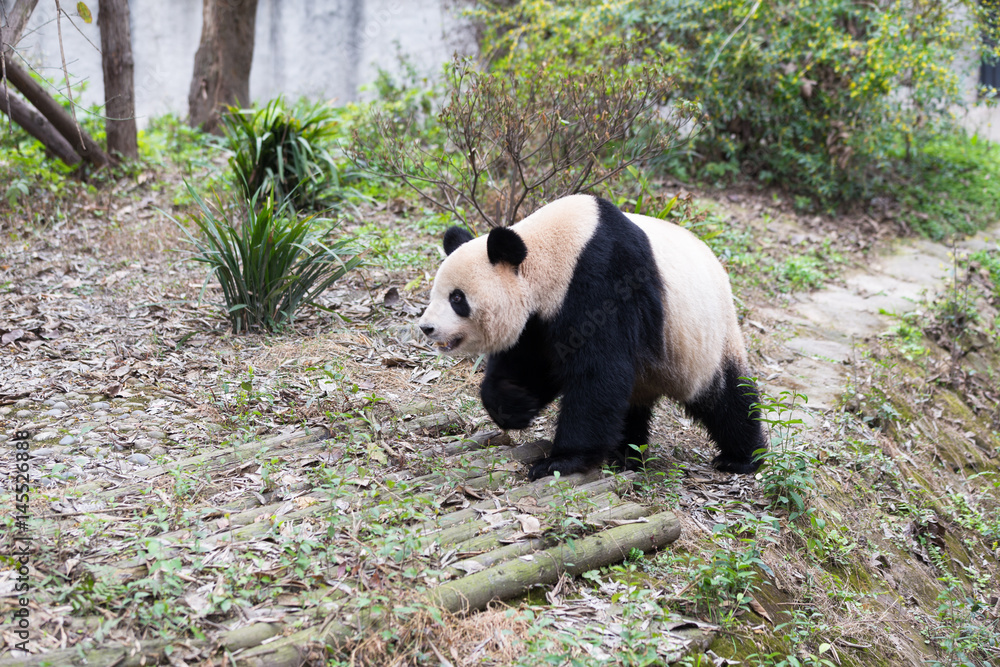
[351,54,695,228]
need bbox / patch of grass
[684,207,845,298]
[771,255,832,293]
[171,185,362,333]
[138,113,219,174]
[0,125,84,227]
[884,312,930,361]
[892,132,1000,240]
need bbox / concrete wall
[2,0,472,127]
[956,54,1000,142]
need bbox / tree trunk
[2,54,111,167]
[0,0,40,56]
[0,86,81,166]
[188,0,259,134]
[97,0,137,160]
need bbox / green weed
[751,389,818,521]
[925,572,1000,666]
[139,113,219,174]
[746,609,839,667]
[171,185,361,333]
[222,97,357,210]
[680,521,774,626]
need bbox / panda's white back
[625,213,744,404]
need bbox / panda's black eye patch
[449,289,470,318]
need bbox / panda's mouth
[435,336,464,352]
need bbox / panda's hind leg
[685,360,767,474]
[614,403,654,471]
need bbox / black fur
[616,404,654,470]
[444,226,473,256]
[685,359,767,473]
[487,227,528,267]
[481,315,559,429]
[524,198,666,480]
[449,289,470,317]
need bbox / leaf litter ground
[0,176,707,664]
[1,172,998,666]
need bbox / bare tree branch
[350,52,693,227]
[0,0,40,57]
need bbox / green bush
[173,185,362,333]
[471,0,999,225]
[222,98,350,210]
[661,0,983,203]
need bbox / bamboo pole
[231,510,682,666]
[429,509,682,613]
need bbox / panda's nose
[420,324,435,336]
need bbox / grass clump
[222,97,353,210]
[891,133,1000,240]
[172,185,361,333]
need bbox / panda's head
[418,225,530,356]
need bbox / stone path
[762,227,1000,415]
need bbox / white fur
[626,213,744,404]
[419,195,598,356]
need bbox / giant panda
[418,194,766,480]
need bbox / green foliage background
[472,0,1000,225]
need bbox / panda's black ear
[487,227,528,267]
[443,226,474,256]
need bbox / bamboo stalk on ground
[4,467,679,667]
[417,471,625,535]
[0,621,284,667]
[430,509,681,612]
[68,427,330,497]
[452,499,652,562]
[232,510,682,666]
[88,461,522,578]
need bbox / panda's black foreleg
[481,367,557,430]
[481,315,560,431]
[685,360,767,474]
[527,371,633,481]
[613,404,654,471]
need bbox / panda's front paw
[486,404,536,430]
[712,454,762,474]
[482,379,541,430]
[527,455,591,481]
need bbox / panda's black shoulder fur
[550,197,665,370]
[480,197,665,474]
